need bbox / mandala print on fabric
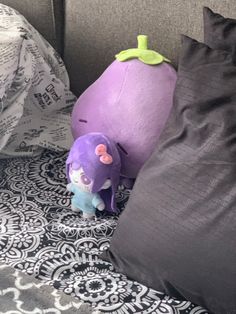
[0,151,209,313]
[4,150,71,207]
[0,262,87,313]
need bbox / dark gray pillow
[204,7,236,61]
[102,35,236,314]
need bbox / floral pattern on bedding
[0,151,209,314]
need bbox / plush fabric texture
[71,58,176,179]
[204,7,236,61]
[102,36,236,314]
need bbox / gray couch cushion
[2,0,236,96]
[64,0,236,95]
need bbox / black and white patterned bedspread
[0,151,208,314]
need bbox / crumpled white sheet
[0,4,77,158]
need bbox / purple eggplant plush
[71,35,177,179]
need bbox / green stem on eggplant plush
[71,35,177,179]
[116,35,170,65]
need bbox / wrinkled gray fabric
[0,262,93,314]
[103,36,236,314]
[204,7,236,63]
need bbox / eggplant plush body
[71,36,177,178]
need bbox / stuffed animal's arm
[92,194,105,211]
[97,202,105,211]
[66,183,73,192]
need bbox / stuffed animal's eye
[80,174,91,185]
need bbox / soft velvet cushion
[102,36,236,314]
[204,7,236,60]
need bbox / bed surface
[0,150,208,313]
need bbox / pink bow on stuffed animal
[95,144,113,164]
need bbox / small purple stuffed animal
[66,133,121,219]
[71,35,177,179]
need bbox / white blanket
[0,4,76,157]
